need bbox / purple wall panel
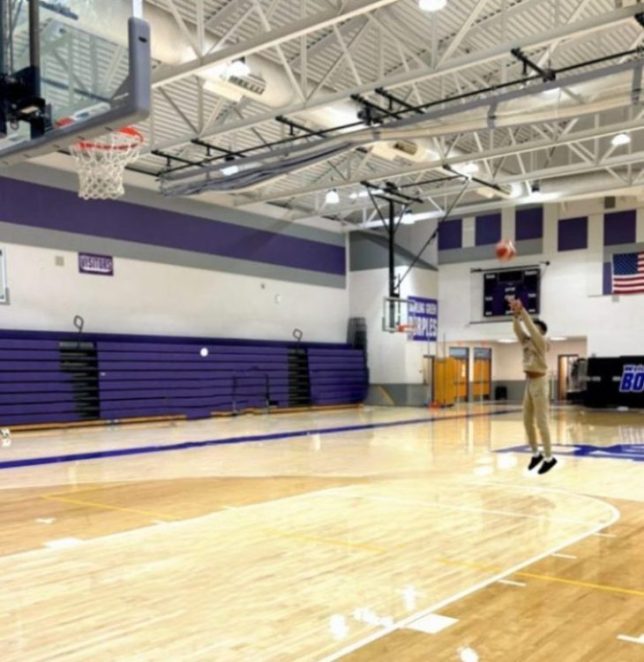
[603,210,636,246]
[475,213,502,246]
[0,177,345,275]
[603,262,612,295]
[438,219,462,251]
[558,217,588,251]
[516,207,543,241]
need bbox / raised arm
[512,315,528,342]
[518,307,546,351]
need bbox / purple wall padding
[438,219,462,251]
[515,206,543,241]
[603,262,612,295]
[0,177,345,275]
[558,217,588,251]
[603,210,636,246]
[475,213,501,246]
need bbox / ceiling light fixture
[419,0,447,11]
[325,189,340,205]
[611,132,631,147]
[455,162,479,176]
[401,210,416,225]
[226,58,250,78]
[221,164,239,176]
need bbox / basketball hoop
[396,323,417,336]
[70,127,144,200]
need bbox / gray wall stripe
[0,221,346,289]
[2,162,345,247]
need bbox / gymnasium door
[449,347,469,401]
[557,354,579,401]
[473,348,492,400]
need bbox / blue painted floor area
[497,443,644,463]
[0,408,519,470]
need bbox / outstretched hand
[509,298,524,315]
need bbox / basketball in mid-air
[496,239,517,262]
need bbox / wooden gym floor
[0,404,643,661]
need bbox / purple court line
[0,408,521,470]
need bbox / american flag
[612,252,644,295]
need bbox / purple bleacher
[0,329,367,426]
[307,347,368,405]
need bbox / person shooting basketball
[509,297,557,475]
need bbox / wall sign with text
[79,253,114,276]
[408,296,438,342]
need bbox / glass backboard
[0,0,149,164]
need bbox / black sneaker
[538,458,558,475]
[528,454,544,471]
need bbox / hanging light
[419,0,447,11]
[325,189,340,204]
[401,210,416,225]
[458,162,479,176]
[221,156,240,176]
[226,58,250,78]
[611,132,631,147]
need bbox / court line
[496,444,644,463]
[516,571,644,598]
[41,494,176,521]
[0,485,350,561]
[323,491,616,528]
[45,493,382,552]
[0,407,519,471]
[317,498,621,661]
[497,579,526,587]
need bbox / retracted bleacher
[0,330,368,428]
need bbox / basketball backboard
[382,297,411,333]
[0,0,149,164]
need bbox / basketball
[496,239,517,262]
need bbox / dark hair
[534,319,548,335]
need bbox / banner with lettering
[408,296,438,342]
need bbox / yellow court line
[42,494,175,521]
[46,484,131,499]
[516,571,644,598]
[437,555,644,599]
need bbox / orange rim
[73,127,144,152]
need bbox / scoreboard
[483,267,540,318]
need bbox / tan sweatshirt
[512,308,548,375]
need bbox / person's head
[534,319,548,336]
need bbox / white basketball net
[71,128,143,200]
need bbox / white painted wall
[439,197,644,357]
[349,266,438,383]
[0,242,349,342]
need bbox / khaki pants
[523,376,552,456]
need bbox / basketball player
[509,298,557,474]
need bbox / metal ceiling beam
[151,0,404,89]
[167,5,642,141]
[436,0,493,66]
[244,115,644,203]
[288,150,644,222]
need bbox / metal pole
[0,0,5,75]
[388,198,396,298]
[28,0,39,69]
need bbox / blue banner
[408,296,438,342]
